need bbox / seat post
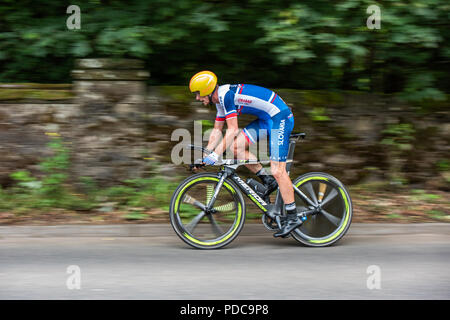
[285,133,305,174]
[285,138,297,174]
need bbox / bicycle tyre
[291,172,353,247]
[169,173,246,249]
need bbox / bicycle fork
[205,172,227,212]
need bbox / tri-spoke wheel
[169,173,246,249]
[291,172,353,247]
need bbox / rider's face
[195,93,210,106]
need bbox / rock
[98,115,119,123]
[97,202,117,213]
[307,162,325,170]
[72,69,150,81]
[121,127,145,137]
[75,58,145,70]
[323,154,365,166]
[114,103,140,116]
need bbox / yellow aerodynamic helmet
[189,71,218,96]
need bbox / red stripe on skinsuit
[242,130,251,144]
[226,112,237,119]
[270,93,277,103]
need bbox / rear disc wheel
[291,172,353,247]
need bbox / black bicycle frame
[219,167,316,218]
[208,135,318,220]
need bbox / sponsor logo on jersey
[237,98,252,104]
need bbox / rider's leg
[236,120,278,189]
[267,111,300,237]
[272,161,302,237]
[238,129,278,191]
[270,161,294,204]
[230,131,262,174]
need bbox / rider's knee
[229,141,239,155]
[270,165,285,180]
[231,141,245,155]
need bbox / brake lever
[189,163,206,172]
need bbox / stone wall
[0,82,76,186]
[0,59,209,187]
[0,59,448,189]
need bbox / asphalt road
[0,223,449,299]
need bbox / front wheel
[169,173,246,249]
[291,172,353,247]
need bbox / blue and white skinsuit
[215,84,294,162]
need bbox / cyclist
[189,70,301,237]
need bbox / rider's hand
[202,151,219,165]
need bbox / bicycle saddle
[290,132,306,139]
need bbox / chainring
[262,214,279,231]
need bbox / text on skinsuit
[278,119,285,146]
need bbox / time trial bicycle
[169,132,353,249]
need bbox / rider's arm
[213,116,240,156]
[206,89,239,157]
[206,120,225,152]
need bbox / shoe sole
[273,222,303,238]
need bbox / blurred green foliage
[196,119,214,134]
[436,159,450,172]
[0,0,448,100]
[381,123,417,185]
[4,138,90,211]
[308,107,331,121]
[0,137,178,214]
[381,123,416,151]
[411,189,442,202]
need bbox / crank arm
[296,208,317,218]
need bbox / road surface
[0,223,449,299]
